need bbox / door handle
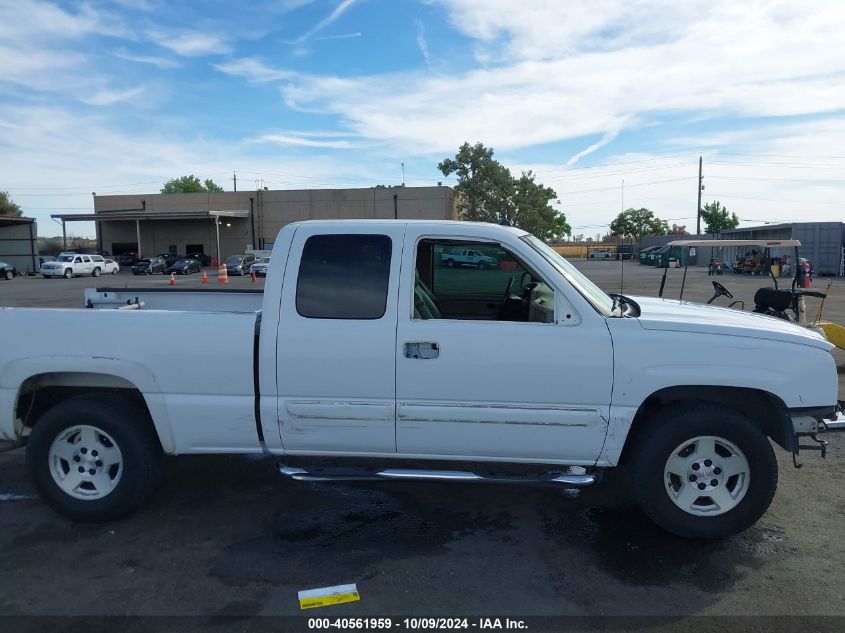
[404,341,439,359]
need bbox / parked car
[4,220,842,540]
[132,256,168,275]
[0,261,17,280]
[186,253,212,266]
[156,253,180,267]
[166,258,202,275]
[441,248,498,269]
[102,259,120,275]
[40,253,98,278]
[250,257,270,277]
[118,252,139,266]
[588,250,613,259]
[226,253,256,276]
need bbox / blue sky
[2,0,845,238]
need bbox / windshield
[57,255,74,262]
[521,235,615,315]
[257,258,270,264]
[226,256,243,264]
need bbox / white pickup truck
[441,247,498,269]
[1,220,841,538]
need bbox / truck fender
[1,355,175,453]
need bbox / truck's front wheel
[628,403,777,539]
[26,395,163,522]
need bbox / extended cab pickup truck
[441,247,498,269]
[1,220,841,538]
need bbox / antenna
[619,178,624,295]
[401,161,405,186]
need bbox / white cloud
[251,133,357,149]
[314,32,362,41]
[148,29,230,56]
[0,0,131,43]
[565,129,621,167]
[296,0,358,42]
[266,0,845,156]
[114,49,181,69]
[82,86,146,106]
[415,19,431,69]
[213,58,295,83]
[0,103,382,236]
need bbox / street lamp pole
[215,213,221,269]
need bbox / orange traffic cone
[202,271,208,283]
[250,271,257,284]
[218,264,229,283]
[169,273,176,286]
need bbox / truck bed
[84,287,264,313]
[0,306,260,451]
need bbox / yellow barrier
[551,244,618,259]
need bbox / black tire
[64,268,73,279]
[627,402,777,539]
[26,395,163,522]
[92,267,101,278]
[445,259,455,268]
[112,268,118,275]
[4,270,12,280]
[478,261,488,270]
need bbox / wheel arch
[618,385,795,466]
[5,360,175,453]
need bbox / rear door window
[296,234,392,319]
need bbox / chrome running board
[277,463,598,491]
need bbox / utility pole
[233,171,237,192]
[696,155,702,235]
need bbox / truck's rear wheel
[628,403,777,539]
[26,395,163,522]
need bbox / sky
[2,0,845,239]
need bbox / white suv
[41,253,105,278]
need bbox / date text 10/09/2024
[307,618,528,630]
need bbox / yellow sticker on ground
[298,584,360,610]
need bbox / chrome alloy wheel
[48,425,123,499]
[663,435,749,516]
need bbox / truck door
[275,224,405,454]
[395,233,613,464]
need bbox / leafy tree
[0,190,22,217]
[161,175,224,193]
[609,207,668,239]
[699,200,739,235]
[438,142,570,241]
[668,223,688,235]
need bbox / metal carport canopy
[51,209,250,256]
[51,209,250,222]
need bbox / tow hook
[793,433,829,468]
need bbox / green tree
[161,175,224,193]
[699,200,739,235]
[0,190,22,217]
[609,207,668,239]
[438,142,570,241]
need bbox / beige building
[53,186,456,263]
